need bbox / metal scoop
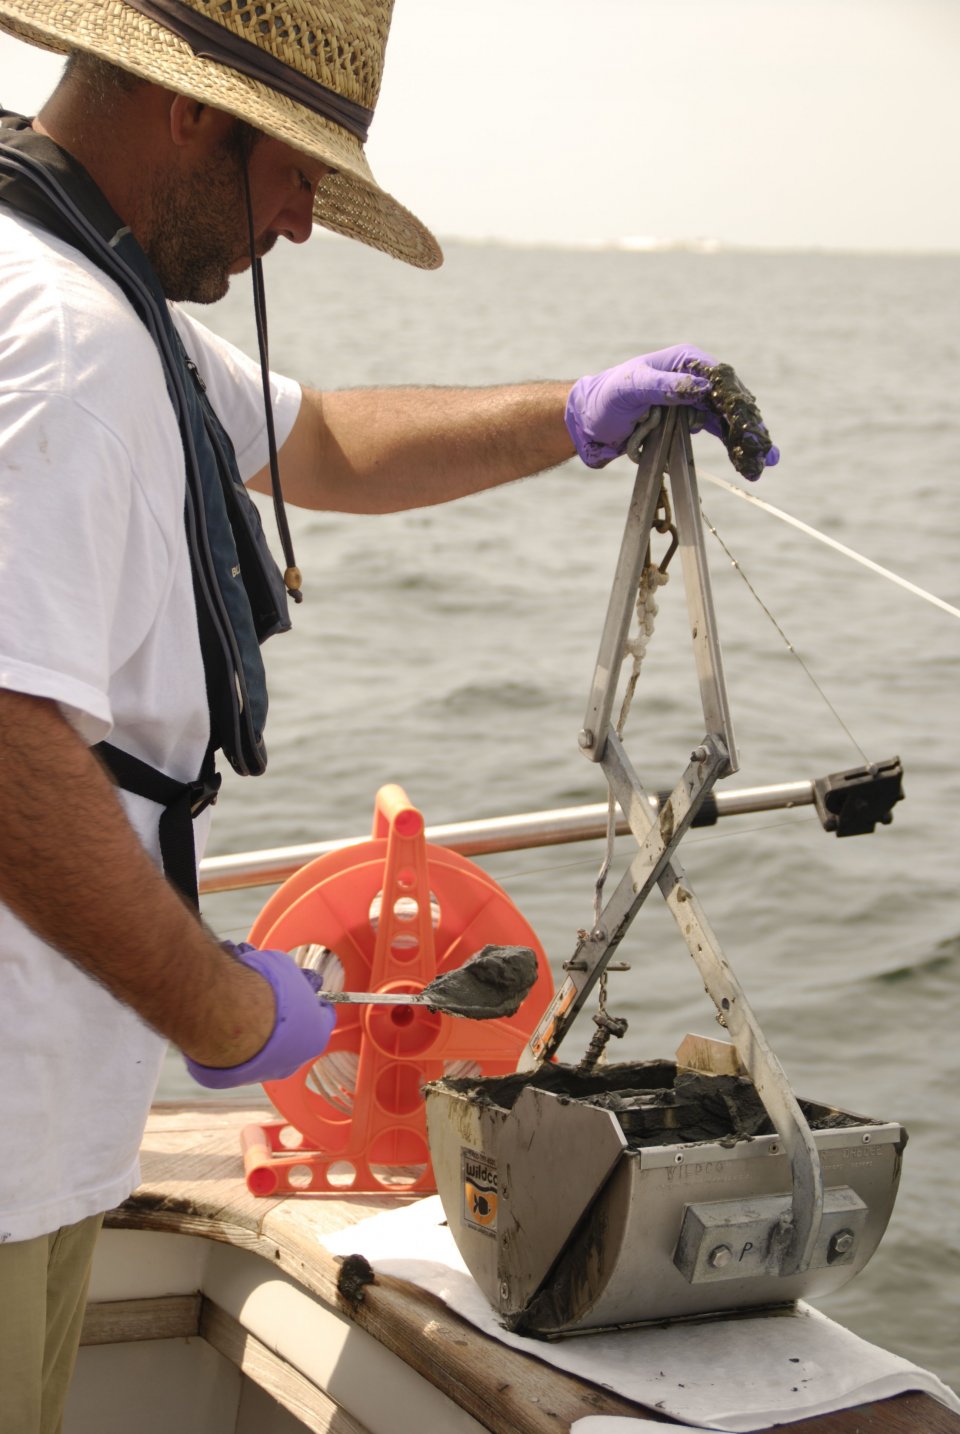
[311,945,539,1021]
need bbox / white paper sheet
[321,1195,960,1432]
[573,1423,710,1433]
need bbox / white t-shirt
[0,208,302,1242]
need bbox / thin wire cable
[702,508,871,765]
[701,468,960,622]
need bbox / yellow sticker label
[461,1148,498,1235]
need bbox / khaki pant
[0,1213,104,1434]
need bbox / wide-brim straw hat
[0,0,442,269]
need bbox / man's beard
[140,131,267,303]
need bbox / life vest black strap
[94,742,221,910]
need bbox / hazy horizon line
[312,229,960,260]
[434,234,960,259]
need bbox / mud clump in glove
[683,360,775,480]
[564,345,778,478]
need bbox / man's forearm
[0,690,273,1066]
[255,381,576,513]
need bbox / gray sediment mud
[687,359,775,480]
[421,944,539,1019]
[437,1060,870,1148]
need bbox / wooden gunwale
[92,1102,960,1434]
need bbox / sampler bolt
[829,1229,856,1258]
[578,728,595,750]
[708,1244,733,1269]
[690,745,709,763]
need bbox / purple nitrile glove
[565,344,716,467]
[565,344,780,478]
[186,941,336,1090]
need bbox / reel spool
[241,784,553,1196]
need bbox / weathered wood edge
[80,1293,201,1346]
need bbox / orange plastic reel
[241,784,553,1196]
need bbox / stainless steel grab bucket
[424,1051,905,1336]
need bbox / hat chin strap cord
[241,156,303,603]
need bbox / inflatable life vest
[0,114,292,906]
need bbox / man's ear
[168,93,229,150]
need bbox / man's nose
[273,191,315,245]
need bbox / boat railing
[198,780,815,895]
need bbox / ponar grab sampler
[423,401,906,1337]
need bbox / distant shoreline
[310,230,960,260]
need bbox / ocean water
[168,240,960,1389]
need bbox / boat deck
[80,1102,960,1434]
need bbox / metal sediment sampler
[423,407,905,1334]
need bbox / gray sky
[2,0,957,252]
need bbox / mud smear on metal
[421,944,539,1019]
[439,1060,870,1149]
[517,1200,613,1337]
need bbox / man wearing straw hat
[0,3,777,1426]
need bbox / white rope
[618,565,669,727]
[701,469,960,622]
[593,563,668,930]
